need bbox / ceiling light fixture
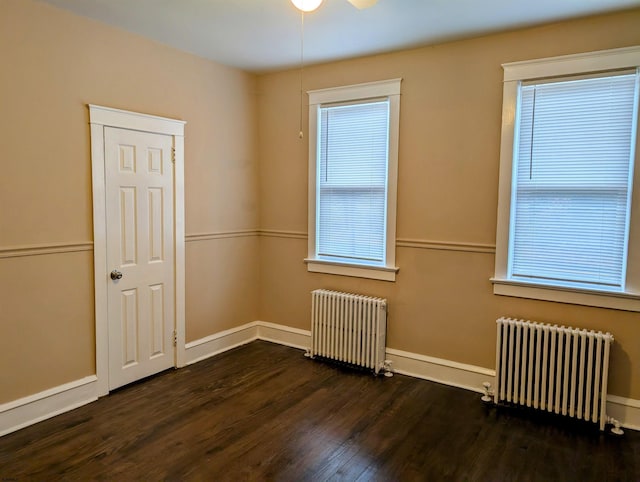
[290,0,324,12]
[348,0,378,9]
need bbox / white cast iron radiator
[494,317,621,433]
[308,289,391,376]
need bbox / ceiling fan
[291,0,378,12]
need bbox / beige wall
[0,0,259,403]
[257,9,640,399]
[1,0,639,409]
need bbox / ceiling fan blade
[347,0,378,9]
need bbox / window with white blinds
[306,79,401,282]
[494,46,640,312]
[509,72,638,291]
[317,100,389,264]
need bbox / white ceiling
[38,0,639,72]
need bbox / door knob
[110,269,123,280]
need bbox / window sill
[491,278,640,312]
[305,258,398,282]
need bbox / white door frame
[89,104,186,397]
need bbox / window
[306,79,401,281]
[493,46,640,311]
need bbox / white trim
[494,47,640,312]
[385,348,495,394]
[3,323,638,436]
[185,322,259,365]
[184,321,312,365]
[184,322,494,394]
[87,104,186,135]
[173,133,186,368]
[306,79,401,282]
[88,104,186,393]
[494,80,518,282]
[492,279,640,312]
[386,84,401,271]
[185,321,640,431]
[90,119,109,396]
[305,259,399,282]
[502,45,640,82]
[308,78,402,105]
[607,395,640,431]
[256,321,311,350]
[0,376,97,437]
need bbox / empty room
[1,0,640,479]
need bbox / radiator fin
[495,317,613,431]
[310,289,387,374]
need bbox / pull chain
[299,11,305,139]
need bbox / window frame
[305,78,401,282]
[492,45,640,312]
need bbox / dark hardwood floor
[1,341,639,481]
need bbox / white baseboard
[186,321,640,431]
[386,347,640,431]
[4,321,639,438]
[246,322,495,394]
[607,395,640,432]
[256,321,311,350]
[186,322,494,394]
[385,347,495,394]
[0,375,98,437]
[185,322,260,365]
[184,321,311,366]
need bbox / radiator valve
[608,416,624,436]
[382,359,394,377]
[481,382,494,403]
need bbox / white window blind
[317,100,390,264]
[509,72,639,290]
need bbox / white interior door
[105,126,175,390]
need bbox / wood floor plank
[1,341,639,481]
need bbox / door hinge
[171,147,176,163]
[173,330,177,347]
